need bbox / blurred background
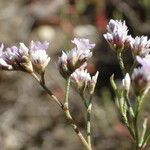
[0,0,149,149]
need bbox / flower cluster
[0,41,50,74]
[130,36,150,57]
[58,38,95,78]
[103,19,132,51]
[71,67,99,95]
[104,19,150,95]
[103,19,150,57]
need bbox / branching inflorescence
[0,38,98,150]
[104,19,150,150]
[0,19,149,150]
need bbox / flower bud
[122,73,131,92]
[88,71,99,95]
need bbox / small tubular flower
[58,38,95,78]
[132,67,150,95]
[71,67,99,94]
[130,36,150,57]
[30,41,50,74]
[103,19,132,52]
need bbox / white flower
[130,36,150,57]
[72,38,95,51]
[71,67,99,94]
[58,38,95,78]
[71,68,91,93]
[31,50,50,74]
[103,19,131,51]
[30,41,50,74]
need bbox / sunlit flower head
[103,19,132,52]
[58,38,95,79]
[130,36,150,57]
[30,41,50,74]
[71,67,99,94]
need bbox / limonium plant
[0,19,149,150]
[0,38,98,150]
[104,19,150,150]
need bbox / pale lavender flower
[130,36,150,57]
[132,67,150,95]
[30,41,50,74]
[72,38,95,51]
[58,38,95,78]
[136,55,150,72]
[30,41,49,52]
[0,44,13,70]
[103,19,132,51]
[71,67,99,94]
[71,68,91,93]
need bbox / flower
[72,38,95,51]
[30,41,50,74]
[103,19,132,52]
[0,43,32,72]
[71,68,90,93]
[58,38,95,78]
[122,73,131,92]
[130,36,150,57]
[0,41,50,74]
[71,67,99,94]
[136,55,150,72]
[0,44,13,70]
[132,67,150,95]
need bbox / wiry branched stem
[31,73,91,150]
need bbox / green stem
[134,96,142,150]
[117,52,126,76]
[64,77,92,150]
[86,96,92,148]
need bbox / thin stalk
[117,52,126,76]
[31,73,91,150]
[64,77,92,150]
[86,96,92,149]
[80,94,93,149]
[134,96,142,150]
[31,72,63,108]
